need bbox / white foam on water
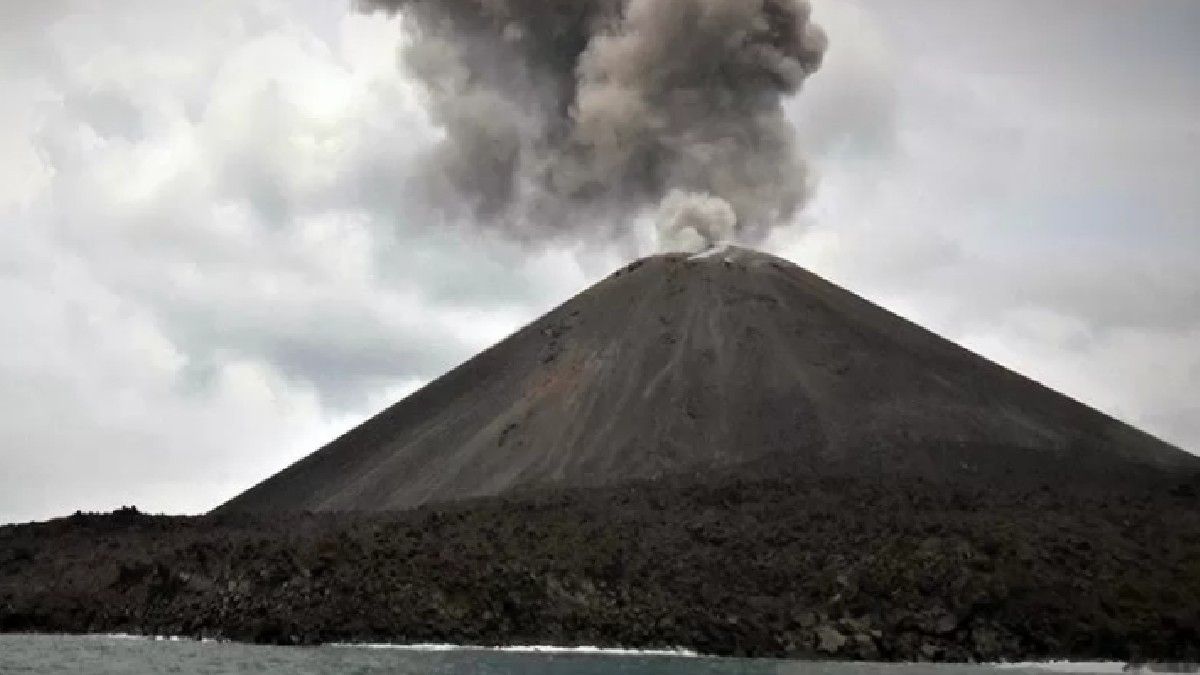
[96,633,225,644]
[84,635,1157,671]
[328,643,699,657]
[95,634,692,656]
[992,661,1129,673]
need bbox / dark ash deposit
[218,249,1199,514]
[3,470,1200,662]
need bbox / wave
[327,643,700,657]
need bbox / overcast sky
[2,0,1197,524]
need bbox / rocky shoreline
[3,471,1199,662]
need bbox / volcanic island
[3,247,1199,662]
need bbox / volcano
[218,247,1197,513]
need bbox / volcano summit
[219,247,1197,514]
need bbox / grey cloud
[152,293,465,409]
[0,1,607,523]
[64,88,145,140]
[782,0,1200,453]
[791,0,897,159]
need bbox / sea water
[0,635,1154,674]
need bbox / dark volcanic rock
[218,247,1198,514]
[815,625,847,654]
[3,473,1200,661]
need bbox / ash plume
[357,0,827,251]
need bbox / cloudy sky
[2,0,1197,524]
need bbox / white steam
[656,191,737,254]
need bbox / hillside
[218,247,1197,513]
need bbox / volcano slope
[219,247,1197,513]
[5,248,1200,661]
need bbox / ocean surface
[0,635,1149,675]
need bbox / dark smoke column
[357,0,826,252]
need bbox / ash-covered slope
[218,247,1197,513]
